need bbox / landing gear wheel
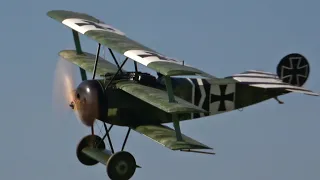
[76,135,106,166]
[106,151,136,180]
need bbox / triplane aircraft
[48,10,319,180]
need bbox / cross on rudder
[281,57,309,86]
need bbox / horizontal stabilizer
[285,89,319,96]
[47,10,216,78]
[116,81,207,114]
[231,70,319,96]
[59,50,122,76]
[132,124,212,150]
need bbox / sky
[0,0,319,179]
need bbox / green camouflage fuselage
[101,76,285,126]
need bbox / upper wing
[231,70,319,96]
[47,10,215,78]
[131,124,213,151]
[115,80,207,114]
[59,50,122,76]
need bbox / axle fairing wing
[47,10,215,78]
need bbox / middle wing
[47,10,215,79]
[115,80,207,114]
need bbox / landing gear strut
[76,123,137,180]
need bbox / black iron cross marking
[75,20,115,32]
[210,85,234,111]
[282,57,308,86]
[137,51,168,60]
[137,51,178,62]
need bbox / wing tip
[47,10,65,17]
[58,50,79,59]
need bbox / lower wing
[131,124,214,154]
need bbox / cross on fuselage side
[210,85,234,111]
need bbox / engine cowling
[276,53,310,87]
[71,80,107,126]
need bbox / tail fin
[276,53,309,87]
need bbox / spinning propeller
[52,58,76,124]
[52,56,100,134]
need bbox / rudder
[276,53,310,87]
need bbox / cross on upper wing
[62,18,125,35]
[137,51,168,60]
[75,19,116,32]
